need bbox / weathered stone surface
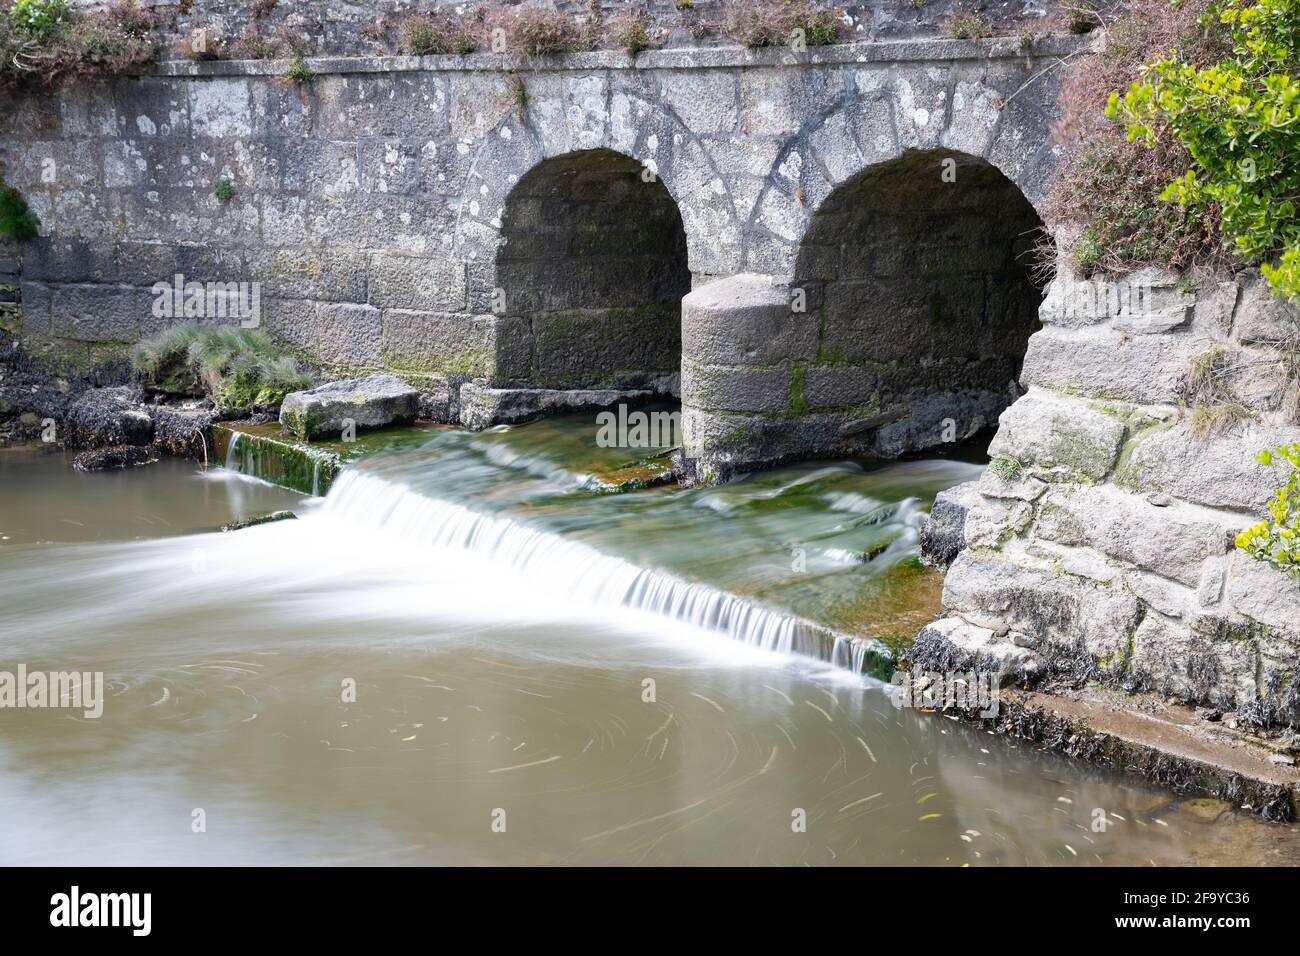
[458,383,653,431]
[1131,614,1256,706]
[943,551,1142,666]
[66,386,153,447]
[977,465,1047,501]
[680,361,790,414]
[987,390,1126,481]
[1233,271,1300,344]
[910,616,1040,685]
[963,497,1033,551]
[1021,326,1208,405]
[920,479,981,568]
[279,374,419,439]
[1039,485,1234,587]
[681,274,813,366]
[1224,552,1300,644]
[1118,420,1300,513]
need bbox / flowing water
[3,421,1300,866]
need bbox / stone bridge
[1,34,1088,475]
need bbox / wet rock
[458,383,655,430]
[909,616,1040,686]
[151,405,216,459]
[279,374,418,440]
[943,551,1142,666]
[919,479,980,569]
[71,445,158,471]
[65,386,153,448]
[220,510,297,532]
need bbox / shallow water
[2,429,1299,866]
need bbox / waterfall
[224,431,242,471]
[320,469,888,671]
[213,425,341,496]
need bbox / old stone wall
[925,241,1300,712]
[0,34,1081,418]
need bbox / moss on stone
[988,454,1025,481]
[788,364,807,415]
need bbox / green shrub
[133,322,311,410]
[9,0,68,37]
[1108,0,1300,299]
[213,179,234,203]
[1,0,155,85]
[1237,442,1300,576]
[0,185,39,240]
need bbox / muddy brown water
[2,430,1299,866]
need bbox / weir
[320,467,893,674]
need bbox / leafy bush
[0,184,39,240]
[0,0,156,85]
[1042,0,1229,276]
[1237,442,1300,576]
[721,0,842,49]
[9,0,68,38]
[1108,0,1300,300]
[133,322,311,410]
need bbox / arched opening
[495,149,691,392]
[793,148,1045,457]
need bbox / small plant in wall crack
[213,179,234,204]
[0,183,39,240]
[283,50,314,84]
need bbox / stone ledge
[916,685,1298,821]
[149,34,1096,79]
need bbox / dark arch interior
[793,149,1045,457]
[496,149,691,391]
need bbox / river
[2,418,1298,865]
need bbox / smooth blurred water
[2,429,1298,866]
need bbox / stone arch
[491,147,692,390]
[454,79,742,288]
[792,146,1046,457]
[681,142,1047,479]
[743,64,1058,278]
